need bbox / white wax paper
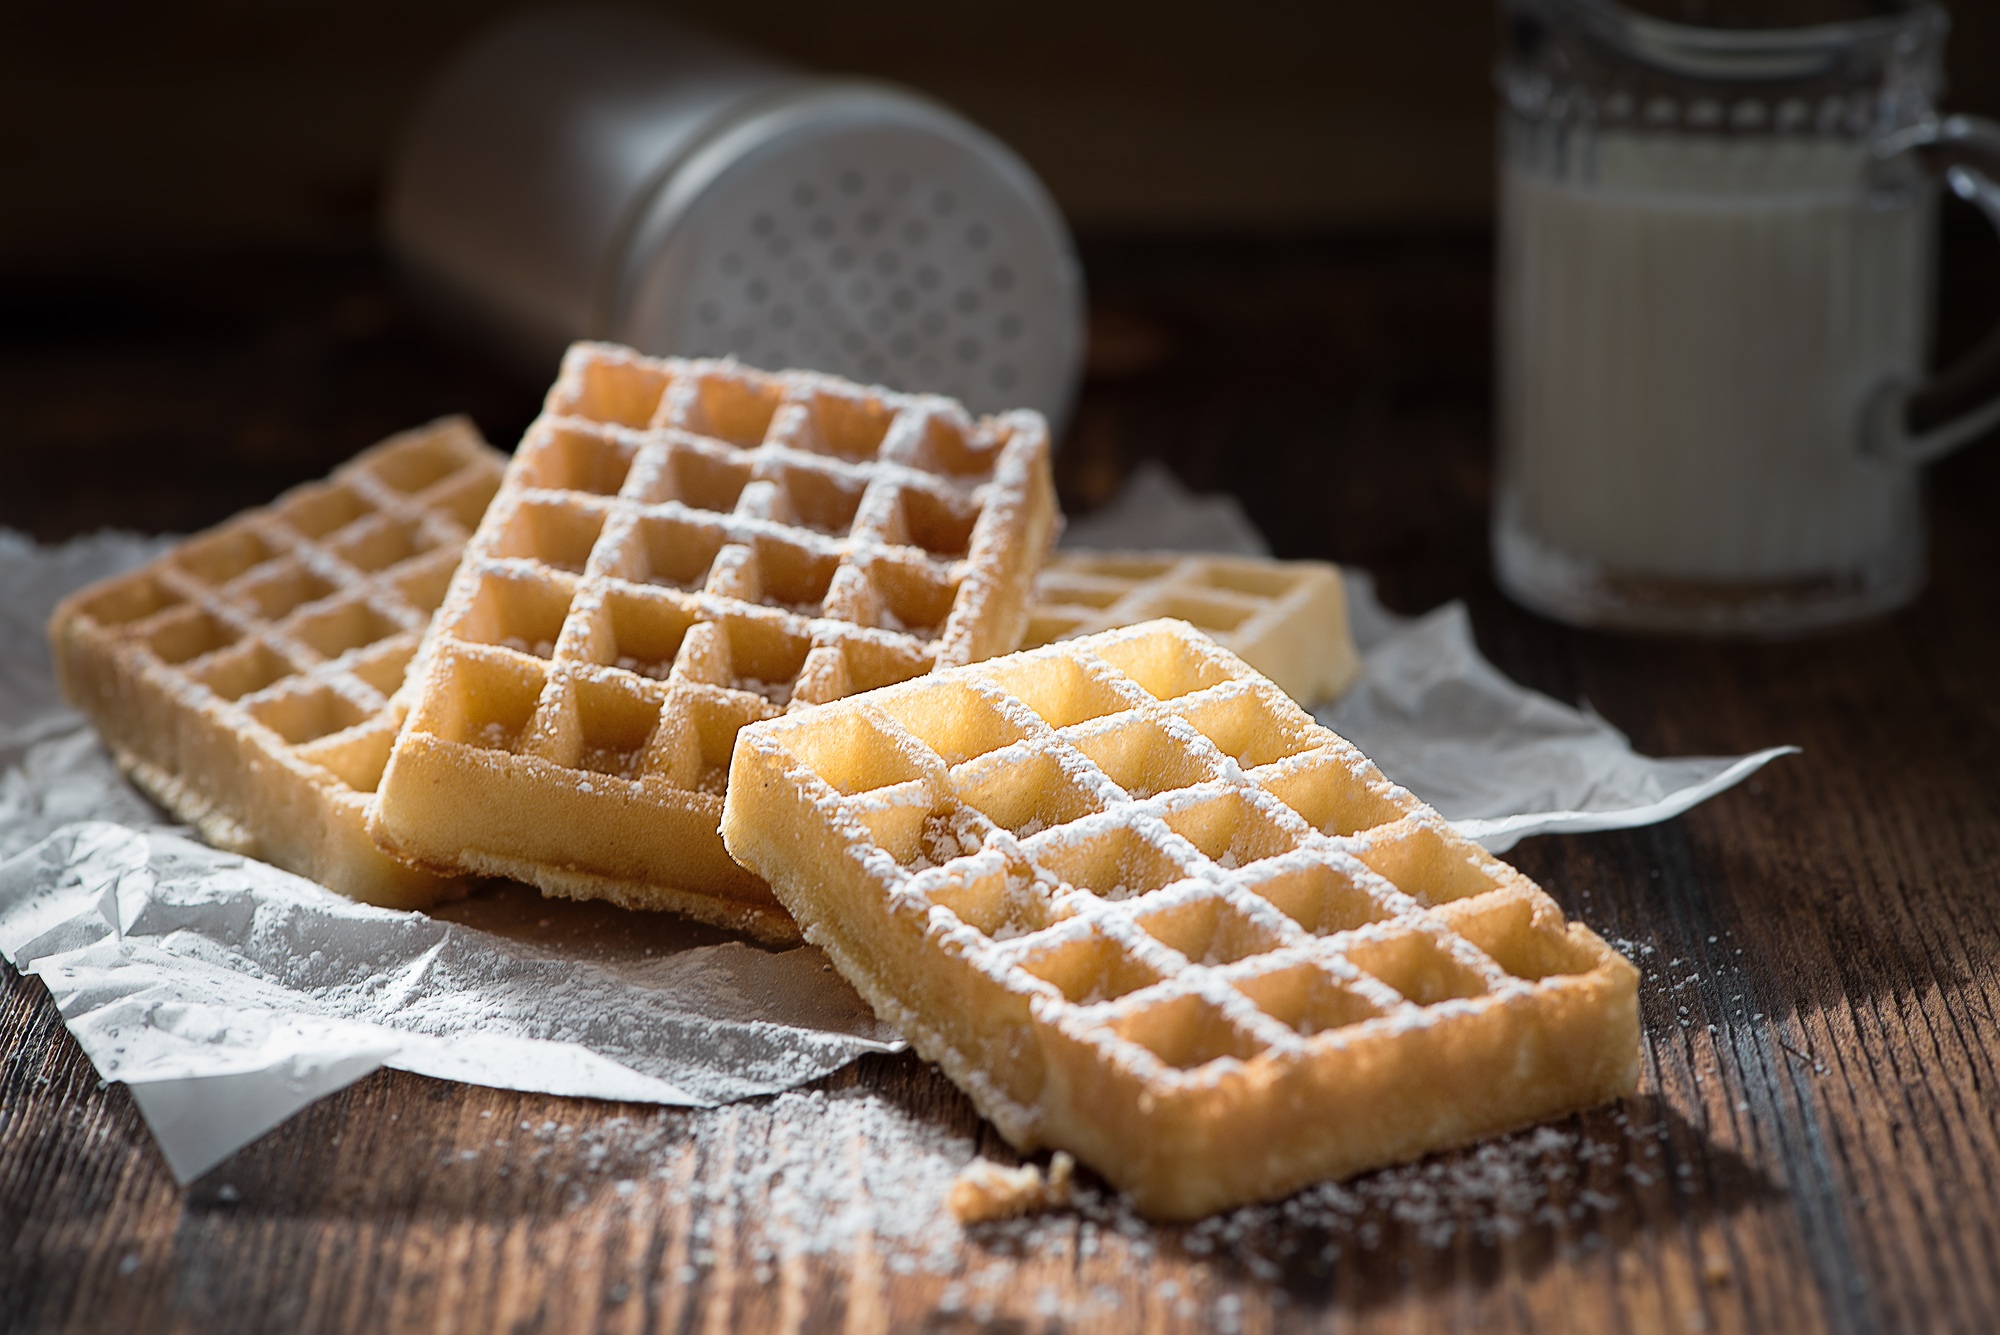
[0,476,1790,1182]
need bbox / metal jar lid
[389,6,1085,427]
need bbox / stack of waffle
[49,341,1637,1217]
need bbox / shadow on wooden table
[904,1083,1780,1315]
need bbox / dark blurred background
[5,0,1999,614]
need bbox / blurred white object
[388,4,1084,427]
[1494,0,2000,635]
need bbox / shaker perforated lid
[614,86,1082,425]
[389,8,1085,431]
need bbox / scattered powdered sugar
[486,1085,1641,1323]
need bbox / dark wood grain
[4,233,1999,1333]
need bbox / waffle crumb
[950,1152,1076,1224]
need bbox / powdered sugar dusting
[456,1083,1641,1324]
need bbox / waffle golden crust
[722,620,1639,1219]
[1025,550,1361,704]
[370,343,1057,942]
[47,419,505,909]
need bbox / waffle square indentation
[866,557,962,637]
[520,425,637,497]
[330,516,438,574]
[1444,894,1607,982]
[654,444,753,514]
[983,655,1135,730]
[1173,685,1322,769]
[348,640,417,698]
[601,588,696,679]
[679,367,781,447]
[1244,861,1394,936]
[717,615,812,705]
[432,469,503,531]
[911,414,1001,477]
[925,862,1054,941]
[289,599,405,661]
[749,536,839,614]
[950,746,1104,839]
[1065,716,1222,799]
[450,570,575,660]
[432,651,547,754]
[1133,892,1285,966]
[73,574,184,627]
[1256,746,1413,836]
[195,641,299,702]
[1109,994,1268,1071]
[248,682,369,746]
[772,464,867,535]
[868,681,1030,766]
[1016,929,1164,1006]
[1092,628,1235,701]
[896,487,979,559]
[391,553,459,615]
[548,351,670,427]
[145,607,239,666]
[777,709,931,797]
[1158,790,1304,871]
[1351,822,1506,907]
[1029,822,1192,901]
[573,676,663,779]
[797,389,894,460]
[621,515,725,590]
[1344,931,1492,1007]
[175,524,281,585]
[1234,963,1385,1037]
[233,560,337,621]
[367,438,465,495]
[490,499,608,574]
[278,483,374,540]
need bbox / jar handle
[1863,115,2000,467]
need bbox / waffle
[370,343,1057,943]
[1025,550,1361,704]
[47,419,506,909]
[722,620,1639,1219]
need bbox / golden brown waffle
[48,419,506,909]
[370,343,1057,942]
[722,620,1639,1219]
[1025,550,1361,703]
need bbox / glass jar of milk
[1494,0,2000,634]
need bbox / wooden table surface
[4,236,1998,1334]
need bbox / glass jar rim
[1512,0,1948,82]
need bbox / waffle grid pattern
[48,418,505,907]
[1025,550,1360,704]
[724,620,1639,1217]
[372,343,1056,940]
